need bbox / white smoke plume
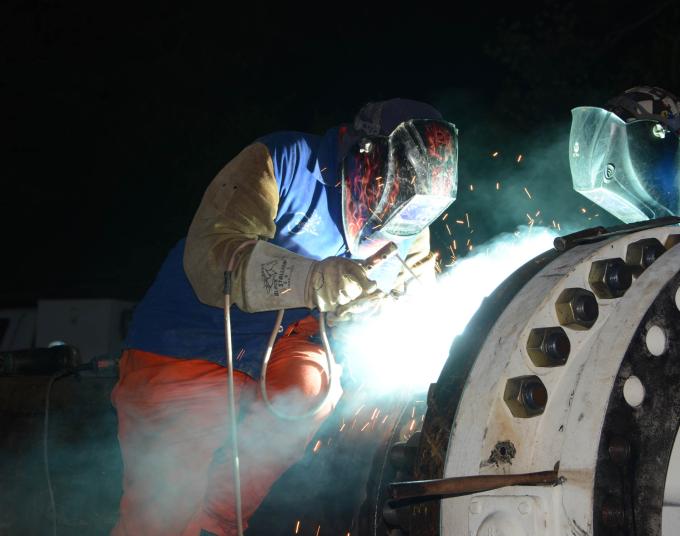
[335,226,559,394]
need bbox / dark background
[2,0,679,305]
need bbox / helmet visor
[570,106,680,223]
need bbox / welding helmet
[605,86,680,134]
[341,119,458,255]
[569,91,680,223]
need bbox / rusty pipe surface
[388,469,559,502]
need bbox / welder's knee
[265,340,329,409]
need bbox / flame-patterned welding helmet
[570,106,680,223]
[341,119,458,255]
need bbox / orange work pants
[110,316,338,536]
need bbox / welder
[570,85,680,223]
[110,98,458,536]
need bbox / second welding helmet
[341,119,458,256]
[569,105,680,223]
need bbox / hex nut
[555,288,599,330]
[665,234,680,250]
[625,238,665,276]
[526,327,570,367]
[588,258,632,299]
[504,375,548,418]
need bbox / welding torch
[325,242,403,326]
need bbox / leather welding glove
[328,229,437,324]
[240,241,377,313]
[183,141,376,313]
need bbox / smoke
[334,226,558,394]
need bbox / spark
[496,181,500,190]
[523,187,532,199]
[465,213,470,227]
[492,151,499,157]
[360,422,370,432]
[339,423,346,432]
[557,222,561,230]
[453,240,457,250]
[295,520,301,534]
[456,219,465,225]
[411,175,417,185]
[526,213,534,225]
[468,244,474,251]
[442,213,449,221]
[381,415,389,424]
[320,167,327,173]
[334,180,341,188]
[411,406,416,418]
[354,404,365,416]
[446,223,452,236]
[316,526,321,536]
[368,208,383,222]
[313,440,322,453]
[535,210,541,217]
[580,207,587,214]
[236,348,245,361]
[280,288,291,295]
[469,184,474,192]
[409,419,416,432]
[371,224,383,231]
[371,408,380,420]
[516,154,523,163]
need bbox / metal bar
[388,469,559,502]
[554,216,680,252]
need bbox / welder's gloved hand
[327,290,388,326]
[310,257,378,312]
[240,241,377,313]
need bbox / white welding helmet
[569,106,680,223]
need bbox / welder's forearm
[184,143,280,309]
[185,235,258,308]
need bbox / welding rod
[363,242,398,270]
[388,469,559,502]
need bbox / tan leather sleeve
[184,142,279,308]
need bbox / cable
[44,370,69,536]
[258,310,335,421]
[222,240,337,535]
[223,240,258,536]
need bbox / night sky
[3,1,679,305]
